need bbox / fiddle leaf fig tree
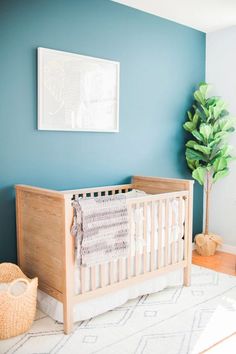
[183,83,236,237]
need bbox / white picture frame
[38,47,120,132]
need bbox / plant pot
[195,233,222,256]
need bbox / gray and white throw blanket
[71,194,129,267]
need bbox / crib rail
[75,189,189,302]
[62,184,133,198]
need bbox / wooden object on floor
[15,175,194,334]
[192,250,236,276]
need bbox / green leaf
[183,121,196,133]
[213,99,227,119]
[206,96,218,106]
[219,117,236,131]
[192,166,207,185]
[208,138,221,148]
[214,131,227,140]
[192,112,199,126]
[194,90,205,105]
[219,109,229,118]
[199,83,210,99]
[196,108,207,122]
[185,140,196,148]
[187,111,193,121]
[227,127,235,132]
[200,124,212,141]
[213,168,229,183]
[213,157,227,172]
[220,145,234,158]
[186,158,195,171]
[213,120,221,133]
[186,148,207,161]
[193,144,211,155]
[192,129,204,142]
[201,105,209,118]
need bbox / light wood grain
[132,175,192,194]
[184,181,194,286]
[63,196,75,334]
[150,202,155,271]
[165,199,170,266]
[16,189,65,292]
[157,200,163,269]
[143,202,147,273]
[178,197,183,262]
[74,261,187,304]
[15,175,193,335]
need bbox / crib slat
[135,203,140,276]
[178,197,183,262]
[118,258,123,281]
[80,193,87,293]
[80,267,85,294]
[127,205,132,279]
[157,200,163,269]
[100,264,105,288]
[91,267,96,291]
[135,255,139,276]
[110,262,114,284]
[165,199,170,266]
[143,202,147,273]
[171,204,176,264]
[150,201,155,271]
[184,197,188,262]
[127,256,131,279]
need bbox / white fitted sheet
[37,267,183,323]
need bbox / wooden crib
[15,175,194,334]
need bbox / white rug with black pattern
[1,265,236,354]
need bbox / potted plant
[183,83,235,256]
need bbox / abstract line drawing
[38,48,119,132]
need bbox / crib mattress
[37,268,183,323]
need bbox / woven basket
[195,233,222,256]
[0,263,38,340]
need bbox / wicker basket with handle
[0,263,38,340]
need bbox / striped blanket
[71,194,129,267]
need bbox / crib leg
[183,264,191,286]
[63,301,73,334]
[63,196,75,335]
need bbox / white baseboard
[192,241,236,255]
[219,243,236,255]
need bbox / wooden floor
[192,250,236,276]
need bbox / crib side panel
[132,175,193,194]
[73,189,190,305]
[16,186,66,299]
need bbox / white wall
[206,26,236,249]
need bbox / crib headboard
[132,175,194,194]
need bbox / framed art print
[38,48,119,132]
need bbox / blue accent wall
[0,0,205,262]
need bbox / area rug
[1,265,236,354]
